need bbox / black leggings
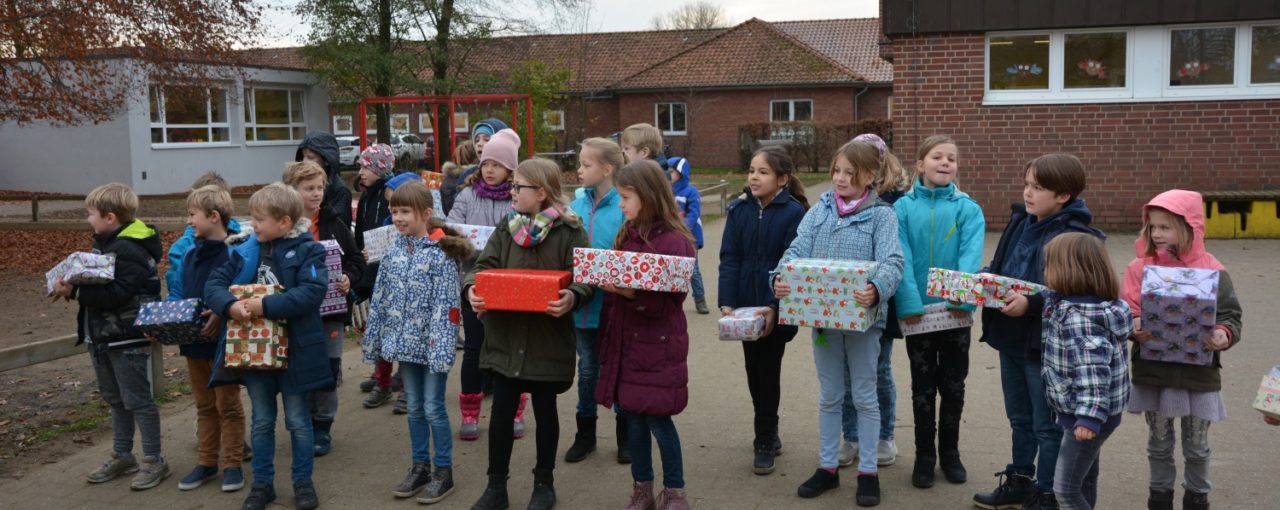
[486,373,571,478]
[742,331,788,442]
[906,327,971,457]
[460,299,486,394]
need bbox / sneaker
[86,452,138,483]
[876,439,897,466]
[130,456,171,490]
[363,385,394,408]
[1024,491,1058,510]
[752,439,777,475]
[417,466,455,504]
[178,464,219,490]
[222,467,246,492]
[694,298,710,315]
[393,392,408,415]
[294,479,319,510]
[393,462,432,498]
[242,482,276,510]
[626,480,656,510]
[359,377,377,393]
[973,470,1035,510]
[797,468,840,498]
[856,474,881,507]
[838,441,858,467]
[658,487,691,510]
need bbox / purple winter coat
[595,223,695,416]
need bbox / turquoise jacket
[893,178,986,319]
[569,186,625,329]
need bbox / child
[442,117,509,210]
[168,185,246,493]
[449,127,521,441]
[366,171,426,415]
[352,143,401,404]
[892,135,985,488]
[974,153,1104,510]
[1120,190,1242,510]
[441,140,478,216]
[564,137,627,464]
[1039,233,1133,510]
[205,183,333,510]
[362,181,473,504]
[283,161,367,456]
[166,171,244,294]
[52,183,168,490]
[463,158,592,510]
[718,146,809,475]
[666,156,708,315]
[773,140,904,507]
[296,131,353,227]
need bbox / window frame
[148,85,232,148]
[332,115,353,135]
[544,109,565,131]
[984,28,1135,105]
[243,86,307,146]
[768,99,814,122]
[654,102,687,136]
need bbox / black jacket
[353,177,391,300]
[75,220,163,353]
[315,204,366,323]
[718,186,805,343]
[297,132,353,227]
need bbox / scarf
[474,179,513,201]
[509,206,561,247]
[835,187,871,217]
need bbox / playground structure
[356,94,535,171]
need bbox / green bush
[738,119,893,172]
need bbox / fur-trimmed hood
[435,223,476,261]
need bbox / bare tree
[650,1,727,30]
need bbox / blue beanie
[385,172,423,191]
[471,118,510,140]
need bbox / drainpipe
[853,83,871,120]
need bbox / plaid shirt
[1041,294,1134,431]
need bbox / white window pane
[1170,27,1235,86]
[989,35,1049,90]
[290,91,304,123]
[210,89,227,123]
[1251,25,1280,84]
[1064,32,1127,89]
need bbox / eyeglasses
[511,183,542,193]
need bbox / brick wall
[890,33,1280,230]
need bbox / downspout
[853,82,871,120]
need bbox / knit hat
[471,118,510,140]
[479,128,521,172]
[852,133,888,162]
[385,172,422,191]
[359,143,397,179]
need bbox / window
[770,99,813,122]
[989,35,1050,90]
[1065,32,1127,89]
[418,113,433,133]
[390,113,410,132]
[149,85,230,145]
[332,115,352,135]
[544,110,565,131]
[655,102,686,135]
[1169,27,1236,86]
[1250,25,1280,84]
[244,88,305,142]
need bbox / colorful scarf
[835,187,871,217]
[474,179,513,201]
[509,206,561,247]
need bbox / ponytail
[752,147,810,209]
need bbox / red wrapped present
[475,269,571,313]
[421,171,445,190]
[225,284,289,369]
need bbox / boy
[296,131,353,227]
[205,183,333,510]
[666,155,708,314]
[166,172,243,313]
[51,183,168,490]
[167,185,246,492]
[974,154,1103,510]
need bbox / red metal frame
[356,94,535,171]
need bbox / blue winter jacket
[718,186,806,342]
[893,179,987,319]
[362,229,465,372]
[165,219,242,294]
[167,237,232,359]
[667,157,704,248]
[569,186,625,329]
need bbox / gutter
[854,82,871,120]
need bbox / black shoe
[241,483,276,510]
[294,479,319,510]
[797,468,839,498]
[856,474,881,507]
[1147,489,1174,510]
[752,439,776,475]
[773,435,783,454]
[912,456,935,488]
[392,462,432,498]
[359,377,376,393]
[564,416,597,463]
[940,453,967,484]
[1183,491,1209,510]
[973,470,1035,510]
[471,479,510,510]
[1024,491,1058,510]
[528,473,556,510]
[615,415,631,464]
[393,392,408,414]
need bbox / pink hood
[1121,189,1224,313]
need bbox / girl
[1120,190,1242,510]
[892,135,985,488]
[597,160,696,510]
[464,158,592,510]
[773,140,904,507]
[363,181,473,504]
[718,146,808,475]
[366,171,423,413]
[441,140,478,216]
[353,143,400,398]
[449,128,522,441]
[1040,233,1133,510]
[565,137,627,464]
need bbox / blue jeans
[690,251,705,300]
[401,363,452,467]
[575,328,600,417]
[628,413,685,489]
[844,335,895,442]
[814,328,882,473]
[999,351,1062,492]
[243,372,314,484]
[1054,425,1115,510]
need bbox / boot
[418,465,455,504]
[940,453,967,484]
[1025,491,1058,510]
[459,392,483,441]
[694,298,709,315]
[616,414,632,464]
[528,468,556,510]
[1183,491,1209,510]
[856,474,881,507]
[313,420,333,457]
[625,481,656,510]
[564,415,597,463]
[938,418,965,483]
[658,487,691,510]
[913,425,937,488]
[513,393,527,440]
[973,470,1034,509]
[752,437,776,475]
[912,456,936,489]
[471,476,509,510]
[392,462,432,498]
[1147,489,1174,510]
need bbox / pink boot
[625,481,655,510]
[513,393,527,439]
[658,487,691,510]
[459,392,483,441]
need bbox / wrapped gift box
[225,284,289,369]
[363,225,398,263]
[135,298,210,345]
[1254,366,1280,420]
[926,268,1046,308]
[1138,265,1219,366]
[719,307,770,341]
[572,248,695,293]
[899,302,974,337]
[421,171,445,190]
[776,259,880,332]
[318,240,348,316]
[45,252,116,295]
[475,269,572,313]
[448,223,497,252]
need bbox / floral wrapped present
[926,268,1046,308]
[45,252,116,295]
[318,240,348,316]
[475,269,572,313]
[572,248,695,293]
[420,171,445,190]
[718,307,770,341]
[363,225,398,263]
[135,298,209,345]
[899,302,974,337]
[1138,265,1219,366]
[225,284,289,369]
[776,259,880,332]
[1254,366,1280,420]
[448,223,497,252]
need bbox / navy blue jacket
[171,237,231,359]
[718,186,805,342]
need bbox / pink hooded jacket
[1120,189,1225,315]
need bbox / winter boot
[459,392,483,441]
[694,298,709,315]
[313,420,333,457]
[1183,491,1210,510]
[616,414,632,464]
[973,470,1035,510]
[1024,491,1058,510]
[1148,489,1174,510]
[471,475,510,510]
[513,393,527,439]
[418,466,455,504]
[564,415,597,463]
[625,481,656,510]
[528,468,556,510]
[938,417,966,483]
[658,487,691,510]
[912,455,936,489]
[392,462,431,498]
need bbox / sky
[256,0,880,48]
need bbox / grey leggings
[1145,412,1212,494]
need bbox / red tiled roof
[772,18,893,83]
[238,47,311,71]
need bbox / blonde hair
[877,151,910,195]
[186,185,234,228]
[1141,206,1194,258]
[1044,232,1118,300]
[830,140,880,189]
[515,158,569,211]
[909,134,958,190]
[621,123,663,158]
[612,160,693,249]
[85,182,139,225]
[453,141,478,167]
[192,171,230,191]
[281,161,327,188]
[248,182,303,224]
[580,137,625,179]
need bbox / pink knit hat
[480,128,521,172]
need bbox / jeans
[401,363,452,467]
[91,346,162,459]
[243,372,314,484]
[309,321,344,425]
[628,413,685,489]
[486,373,569,478]
[814,327,882,473]
[1145,412,1213,494]
[906,328,970,457]
[187,357,244,467]
[689,251,705,300]
[1054,425,1115,510]
[999,351,1062,492]
[575,328,601,417]
[844,335,896,443]
[460,299,486,394]
[742,329,787,442]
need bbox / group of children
[55,116,1254,510]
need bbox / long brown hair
[751,147,809,208]
[612,160,693,249]
[453,141,478,167]
[830,140,881,190]
[1044,232,1119,300]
